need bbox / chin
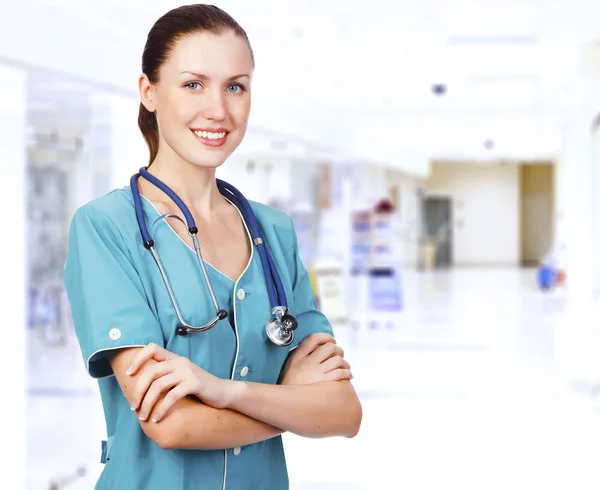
[189,155,228,169]
[185,136,242,169]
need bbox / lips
[190,128,230,148]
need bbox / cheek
[157,102,196,140]
[230,98,251,125]
[158,92,193,122]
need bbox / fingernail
[130,404,136,411]
[126,365,134,375]
[139,412,146,421]
[152,415,160,423]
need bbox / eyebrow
[180,71,250,81]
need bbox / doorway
[519,164,554,266]
[424,197,453,268]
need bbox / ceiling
[30,0,600,164]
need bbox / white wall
[593,124,600,291]
[0,64,26,488]
[0,2,140,94]
[426,162,520,266]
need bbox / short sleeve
[63,204,164,379]
[286,216,335,349]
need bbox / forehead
[163,30,253,78]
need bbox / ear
[138,74,156,112]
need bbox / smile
[191,129,229,147]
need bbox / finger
[126,343,176,376]
[130,361,174,411]
[138,372,181,422]
[295,333,336,358]
[320,356,350,374]
[310,342,344,364]
[125,344,157,375]
[153,384,193,423]
[324,369,353,382]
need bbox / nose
[202,88,227,121]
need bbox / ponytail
[138,103,159,166]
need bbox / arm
[228,379,362,439]
[110,334,353,449]
[227,336,361,439]
[109,347,283,450]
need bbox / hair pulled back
[138,4,254,165]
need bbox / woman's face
[140,30,253,169]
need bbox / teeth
[193,130,227,140]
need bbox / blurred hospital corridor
[4,0,600,488]
[28,267,600,489]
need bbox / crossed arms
[108,333,362,450]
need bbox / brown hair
[138,4,254,165]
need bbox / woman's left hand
[126,343,234,423]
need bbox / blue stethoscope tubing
[130,167,298,345]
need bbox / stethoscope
[130,167,298,347]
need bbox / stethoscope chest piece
[265,306,298,347]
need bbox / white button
[109,328,121,341]
[233,446,241,456]
[237,289,246,301]
[240,366,249,377]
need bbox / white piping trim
[86,344,149,379]
[137,191,255,490]
[222,449,228,490]
[222,203,254,490]
[140,195,234,284]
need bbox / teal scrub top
[63,186,334,490]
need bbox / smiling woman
[138,7,254,170]
[63,3,361,490]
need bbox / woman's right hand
[280,333,353,386]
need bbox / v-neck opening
[137,192,253,285]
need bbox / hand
[126,343,233,423]
[280,333,353,386]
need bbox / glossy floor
[27,268,600,489]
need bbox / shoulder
[69,187,136,242]
[248,201,296,254]
[74,187,134,221]
[248,200,292,229]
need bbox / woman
[63,4,362,490]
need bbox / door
[424,197,452,268]
[522,193,552,265]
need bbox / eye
[184,82,202,91]
[226,83,245,94]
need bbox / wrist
[225,380,248,409]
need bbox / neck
[144,154,224,219]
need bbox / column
[592,120,600,286]
[554,42,600,385]
[560,111,595,300]
[0,64,27,488]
